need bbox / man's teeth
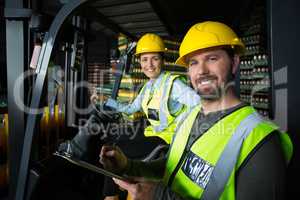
[200,80,212,85]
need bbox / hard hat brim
[175,43,245,67]
[175,56,187,67]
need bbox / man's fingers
[102,145,116,152]
[113,178,136,193]
[99,145,119,167]
[130,176,148,182]
[105,150,116,157]
[100,145,116,157]
[99,154,108,165]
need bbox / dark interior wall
[270,0,300,198]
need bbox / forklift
[4,0,171,199]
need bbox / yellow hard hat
[135,33,165,55]
[175,21,245,67]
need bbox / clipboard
[53,152,129,181]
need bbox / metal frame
[111,46,135,99]
[15,1,92,199]
[4,8,32,19]
[63,42,73,128]
[5,0,29,199]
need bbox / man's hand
[99,145,128,174]
[113,178,157,200]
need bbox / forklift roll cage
[15,0,133,199]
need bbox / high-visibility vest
[163,105,293,200]
[141,71,185,144]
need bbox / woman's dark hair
[136,52,164,60]
[159,52,165,60]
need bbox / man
[99,21,293,200]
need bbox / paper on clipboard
[53,152,129,181]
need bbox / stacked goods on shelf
[0,114,9,191]
[88,63,115,99]
[88,63,113,87]
[163,39,187,75]
[239,0,271,118]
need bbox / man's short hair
[221,46,235,60]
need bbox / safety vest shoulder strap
[201,112,263,200]
[158,72,183,121]
[164,105,202,183]
[141,71,171,115]
[142,72,186,143]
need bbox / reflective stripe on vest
[141,72,184,143]
[201,112,262,200]
[141,72,170,128]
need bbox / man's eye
[208,56,218,61]
[188,61,197,66]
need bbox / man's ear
[232,55,240,75]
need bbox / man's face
[187,48,239,100]
[140,52,162,79]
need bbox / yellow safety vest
[141,71,185,144]
[163,105,293,199]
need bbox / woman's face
[139,52,162,79]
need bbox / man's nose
[195,62,209,75]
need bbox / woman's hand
[90,93,99,104]
[90,88,108,104]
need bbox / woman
[104,33,200,143]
